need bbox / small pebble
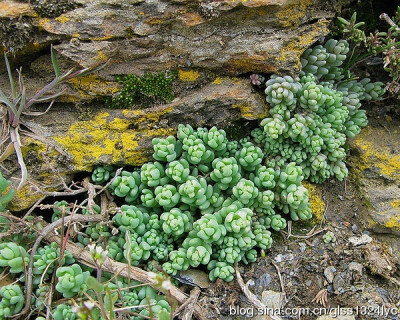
[324,266,336,283]
[305,280,312,287]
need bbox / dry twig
[234,263,283,320]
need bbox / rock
[362,242,397,278]
[274,253,294,263]
[349,124,400,263]
[8,78,266,211]
[0,1,36,18]
[333,271,349,294]
[261,290,284,309]
[348,262,363,281]
[255,273,272,291]
[324,266,336,284]
[174,269,210,289]
[25,0,337,75]
[348,234,373,247]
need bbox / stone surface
[349,122,400,264]
[7,78,267,211]
[0,1,36,18]
[29,0,335,76]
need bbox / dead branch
[234,263,283,320]
[32,215,207,320]
[13,214,105,319]
[182,287,201,320]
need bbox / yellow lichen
[67,75,119,98]
[275,0,313,28]
[53,111,176,169]
[95,50,108,62]
[391,200,400,208]
[302,181,326,223]
[55,15,70,23]
[232,103,268,120]
[213,77,223,84]
[178,70,200,82]
[385,216,400,231]
[351,127,400,180]
[277,20,330,64]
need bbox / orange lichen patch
[95,50,108,62]
[227,55,278,74]
[221,0,286,8]
[213,77,224,85]
[0,1,37,18]
[303,181,326,224]
[178,70,200,82]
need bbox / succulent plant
[208,260,235,282]
[55,264,90,298]
[113,204,149,235]
[109,170,141,203]
[0,242,29,273]
[52,304,77,320]
[155,184,180,209]
[91,165,115,184]
[33,242,74,277]
[160,208,192,237]
[141,162,169,187]
[152,136,182,162]
[165,159,190,183]
[0,284,24,316]
[0,172,15,212]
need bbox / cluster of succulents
[0,172,15,212]
[257,38,384,183]
[82,123,312,284]
[107,70,177,109]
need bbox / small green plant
[323,231,337,244]
[0,172,15,212]
[336,8,400,97]
[107,70,177,109]
[0,46,109,189]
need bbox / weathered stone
[8,78,267,211]
[0,1,36,18]
[3,0,340,78]
[349,123,400,263]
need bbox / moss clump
[107,70,178,109]
[31,0,76,18]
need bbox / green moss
[107,70,178,109]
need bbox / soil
[187,131,400,320]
